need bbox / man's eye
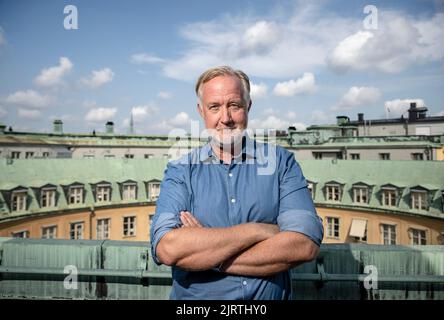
[209,105,220,111]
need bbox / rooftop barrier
[0,238,443,300]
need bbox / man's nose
[220,106,232,124]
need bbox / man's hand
[180,211,203,228]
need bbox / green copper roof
[0,158,168,189]
[0,157,443,221]
[0,158,169,221]
[298,160,444,220]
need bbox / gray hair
[195,66,251,107]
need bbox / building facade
[0,159,167,241]
[2,111,444,162]
[1,157,443,245]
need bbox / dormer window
[325,183,342,202]
[147,181,161,201]
[381,186,399,207]
[41,187,56,208]
[353,185,369,204]
[11,190,27,212]
[411,189,428,210]
[122,183,137,200]
[96,184,111,202]
[69,185,84,204]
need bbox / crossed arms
[156,211,320,277]
[152,152,323,277]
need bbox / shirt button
[231,198,236,203]
[243,281,247,286]
[228,173,233,177]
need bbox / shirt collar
[199,133,257,163]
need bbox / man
[150,66,323,300]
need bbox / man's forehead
[201,76,243,97]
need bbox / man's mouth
[208,128,245,147]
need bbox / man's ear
[247,99,252,113]
[197,104,203,118]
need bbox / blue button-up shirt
[150,137,323,300]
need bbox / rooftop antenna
[129,110,134,135]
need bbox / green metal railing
[0,237,443,299]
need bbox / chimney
[336,116,350,126]
[408,102,418,121]
[105,121,114,134]
[358,113,364,122]
[53,119,63,134]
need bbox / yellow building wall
[317,207,444,245]
[436,147,444,161]
[1,205,444,245]
[0,205,156,241]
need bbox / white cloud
[286,111,297,120]
[384,99,425,118]
[328,12,444,73]
[121,104,159,132]
[150,112,196,133]
[130,53,165,64]
[85,107,117,122]
[169,112,192,127]
[249,115,290,130]
[414,13,444,61]
[332,86,380,111]
[157,91,172,99]
[311,110,330,123]
[273,73,316,97]
[81,68,114,88]
[262,108,276,116]
[250,82,268,99]
[0,105,7,118]
[240,21,280,55]
[131,105,159,122]
[249,110,306,131]
[328,31,374,72]
[6,89,56,108]
[18,108,42,119]
[34,57,73,88]
[160,5,358,81]
[82,100,99,108]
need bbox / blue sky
[0,0,443,134]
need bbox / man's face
[197,75,251,145]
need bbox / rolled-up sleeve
[277,151,324,246]
[150,161,189,265]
